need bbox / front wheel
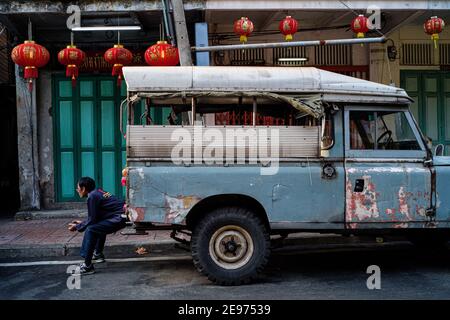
[191,207,270,285]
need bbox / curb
[0,234,376,260]
[15,210,87,221]
[0,240,182,260]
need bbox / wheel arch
[185,194,270,231]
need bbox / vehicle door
[344,106,433,229]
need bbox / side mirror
[434,144,445,157]
[425,136,433,150]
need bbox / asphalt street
[1,243,449,300]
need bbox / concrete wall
[370,24,449,86]
[37,72,55,209]
[16,66,40,211]
[35,72,84,210]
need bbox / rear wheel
[191,207,270,285]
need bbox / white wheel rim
[209,225,254,270]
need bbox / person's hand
[68,223,78,232]
[71,220,82,224]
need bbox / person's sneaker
[78,262,95,275]
[92,252,106,264]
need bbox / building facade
[0,0,449,213]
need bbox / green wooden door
[53,76,128,201]
[401,71,450,155]
[53,75,173,202]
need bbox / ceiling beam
[383,10,426,36]
[318,11,353,28]
[205,1,450,10]
[0,14,23,38]
[0,1,205,14]
[255,11,283,32]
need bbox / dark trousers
[80,219,126,266]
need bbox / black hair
[77,177,96,193]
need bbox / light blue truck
[121,66,449,285]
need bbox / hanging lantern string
[28,17,32,40]
[70,31,74,47]
[27,18,33,91]
[117,15,121,45]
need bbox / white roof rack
[122,66,412,104]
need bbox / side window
[350,111,375,149]
[350,110,421,151]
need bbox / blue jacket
[76,189,125,232]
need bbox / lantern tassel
[239,35,248,43]
[285,34,293,41]
[112,64,123,77]
[28,79,33,92]
[432,34,439,49]
[112,64,124,87]
[66,65,79,87]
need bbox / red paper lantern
[279,16,299,41]
[144,41,180,66]
[424,16,445,49]
[11,40,50,91]
[234,17,254,43]
[58,45,86,87]
[351,14,369,38]
[104,44,133,87]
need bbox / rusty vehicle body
[121,66,450,285]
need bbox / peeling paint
[346,167,416,174]
[398,187,412,220]
[346,164,433,225]
[393,223,409,228]
[137,168,145,179]
[385,208,396,220]
[128,207,145,222]
[346,175,379,222]
[424,221,438,228]
[164,195,202,224]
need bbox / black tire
[191,206,270,286]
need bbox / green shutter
[53,75,126,201]
[401,71,450,155]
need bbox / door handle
[354,179,365,192]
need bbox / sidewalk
[0,212,389,260]
[0,218,176,260]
